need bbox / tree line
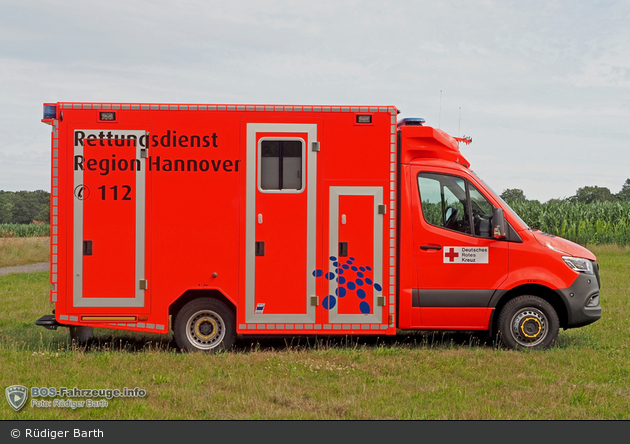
[0,190,50,224]
[500,179,630,205]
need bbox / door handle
[420,245,442,251]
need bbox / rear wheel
[174,298,236,352]
[497,295,559,350]
[69,326,94,345]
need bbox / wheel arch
[490,284,568,335]
[168,289,236,323]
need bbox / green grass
[0,237,49,268]
[0,246,629,419]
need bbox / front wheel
[173,298,236,352]
[497,295,559,350]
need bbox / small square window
[260,140,303,191]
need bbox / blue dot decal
[359,301,370,314]
[323,295,337,310]
[312,257,380,316]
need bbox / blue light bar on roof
[397,117,425,127]
[43,104,57,120]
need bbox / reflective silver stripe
[245,123,318,323]
[73,130,146,308]
[328,186,384,324]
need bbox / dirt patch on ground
[0,262,49,276]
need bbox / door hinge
[310,296,319,306]
[139,280,148,290]
[377,296,385,306]
[140,148,148,158]
[378,204,387,215]
[312,141,320,152]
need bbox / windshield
[472,172,530,230]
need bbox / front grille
[593,261,601,288]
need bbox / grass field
[0,237,49,268]
[0,246,628,419]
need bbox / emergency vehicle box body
[44,104,397,336]
[38,102,602,350]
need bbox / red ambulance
[36,103,601,350]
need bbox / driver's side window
[417,173,471,235]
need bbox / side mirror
[492,207,506,239]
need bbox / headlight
[562,256,594,274]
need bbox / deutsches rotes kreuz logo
[6,385,28,411]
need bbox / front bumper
[556,266,602,328]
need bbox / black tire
[497,295,559,350]
[69,326,94,345]
[173,298,236,352]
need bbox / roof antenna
[438,90,442,128]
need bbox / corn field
[1,201,630,245]
[510,200,630,246]
[0,223,50,238]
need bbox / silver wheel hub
[510,307,548,347]
[185,309,226,350]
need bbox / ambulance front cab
[398,119,602,349]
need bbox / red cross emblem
[445,248,459,262]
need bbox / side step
[35,315,62,330]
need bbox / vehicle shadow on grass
[69,330,501,353]
[233,331,502,352]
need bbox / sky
[0,0,628,202]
